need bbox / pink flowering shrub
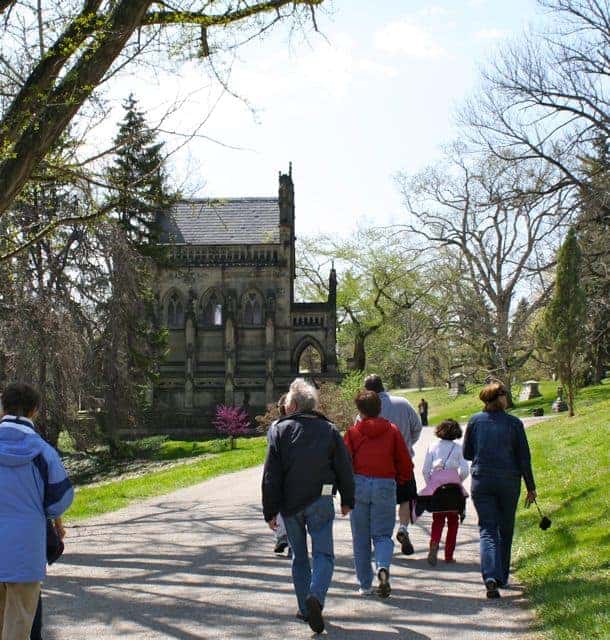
[213,405,251,447]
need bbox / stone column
[265,293,276,404]
[184,291,197,409]
[224,316,236,405]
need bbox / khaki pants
[0,582,41,640]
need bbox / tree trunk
[350,333,367,372]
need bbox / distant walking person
[421,419,469,565]
[267,394,289,554]
[463,382,537,599]
[363,375,422,555]
[418,398,429,426]
[344,391,413,598]
[0,383,74,640]
[262,378,355,634]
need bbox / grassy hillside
[513,382,610,639]
[66,436,267,520]
[396,380,569,424]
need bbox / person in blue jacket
[463,381,537,599]
[0,383,74,639]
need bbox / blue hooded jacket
[0,416,74,582]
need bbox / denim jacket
[463,411,535,491]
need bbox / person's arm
[261,427,284,523]
[42,448,74,519]
[394,430,414,485]
[515,420,536,493]
[332,429,355,513]
[54,516,66,540]
[343,429,354,460]
[462,421,475,461]
[422,445,433,480]
[408,403,423,447]
[456,444,469,480]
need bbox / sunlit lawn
[396,379,571,425]
[512,381,610,639]
[66,436,267,521]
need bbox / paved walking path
[45,427,535,639]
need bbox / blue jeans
[350,475,396,590]
[471,475,521,585]
[283,496,335,616]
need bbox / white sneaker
[357,587,374,596]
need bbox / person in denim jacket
[463,382,536,599]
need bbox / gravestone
[519,380,542,401]
[552,386,568,412]
[449,373,467,397]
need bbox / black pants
[30,595,42,640]
[420,412,428,426]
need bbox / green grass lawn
[513,381,610,639]
[395,380,571,424]
[65,436,267,521]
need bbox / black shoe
[274,537,288,554]
[295,611,308,623]
[396,528,414,555]
[377,568,391,598]
[305,595,325,634]
[485,579,501,599]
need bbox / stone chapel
[153,165,338,433]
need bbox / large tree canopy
[0,0,323,236]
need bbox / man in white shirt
[364,374,422,555]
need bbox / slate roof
[161,198,280,245]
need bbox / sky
[106,0,541,238]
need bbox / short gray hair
[286,378,319,412]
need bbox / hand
[267,517,278,531]
[525,490,537,507]
[54,518,66,540]
[341,505,352,517]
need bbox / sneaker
[485,579,501,599]
[357,587,374,596]
[445,557,456,564]
[427,542,439,566]
[295,611,308,623]
[305,595,325,634]
[396,527,414,555]
[377,568,391,598]
[274,536,288,554]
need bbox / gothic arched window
[167,292,184,329]
[243,291,263,325]
[201,291,223,326]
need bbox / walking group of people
[0,376,536,639]
[262,374,537,634]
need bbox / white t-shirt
[423,438,469,481]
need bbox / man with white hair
[262,378,355,634]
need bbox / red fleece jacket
[344,417,414,485]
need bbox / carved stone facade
[153,167,337,430]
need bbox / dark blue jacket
[262,411,355,522]
[463,411,535,491]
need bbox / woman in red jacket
[344,390,413,597]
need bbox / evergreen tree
[578,137,610,384]
[107,94,174,257]
[542,228,587,416]
[101,96,174,447]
